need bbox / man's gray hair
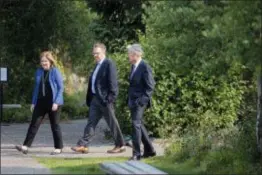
[127,44,143,56]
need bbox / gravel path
[1,119,166,174]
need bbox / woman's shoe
[50,149,62,155]
[15,145,28,154]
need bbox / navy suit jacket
[128,60,155,108]
[86,58,118,106]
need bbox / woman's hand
[52,103,58,111]
[30,104,35,113]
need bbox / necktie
[130,65,135,80]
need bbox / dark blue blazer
[86,58,118,106]
[32,67,64,105]
[128,60,155,108]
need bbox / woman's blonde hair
[40,51,56,66]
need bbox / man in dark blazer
[71,43,126,154]
[127,44,156,160]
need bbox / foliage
[1,0,97,104]
[165,117,261,174]
[85,0,149,52]
[61,93,88,121]
[127,0,259,136]
[52,0,98,75]
[109,53,131,133]
[2,104,31,123]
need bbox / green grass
[36,156,197,174]
[37,157,126,174]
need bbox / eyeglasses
[92,52,100,56]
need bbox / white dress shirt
[92,58,105,94]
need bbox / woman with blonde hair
[15,51,64,155]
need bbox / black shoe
[129,155,141,161]
[142,151,156,158]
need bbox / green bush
[2,104,31,123]
[62,93,88,120]
[109,53,132,134]
[109,0,260,137]
[111,44,247,137]
[164,117,261,174]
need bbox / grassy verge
[37,151,261,175]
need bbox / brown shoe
[71,146,89,153]
[107,146,126,154]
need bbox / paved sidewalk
[1,119,166,174]
[1,154,51,174]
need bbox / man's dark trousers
[77,95,125,147]
[130,105,155,157]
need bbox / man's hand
[30,104,35,113]
[107,95,114,104]
[52,103,58,111]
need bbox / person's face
[128,52,140,64]
[92,47,105,62]
[40,57,51,70]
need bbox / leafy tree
[85,0,149,52]
[1,0,97,104]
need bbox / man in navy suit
[127,44,156,160]
[71,43,126,154]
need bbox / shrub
[62,93,88,120]
[164,117,262,174]
[111,50,247,137]
[110,53,132,135]
[2,104,31,123]
[115,0,260,137]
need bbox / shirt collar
[97,57,105,65]
[134,58,142,68]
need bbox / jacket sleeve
[31,69,39,105]
[139,64,155,105]
[54,68,64,104]
[107,60,119,103]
